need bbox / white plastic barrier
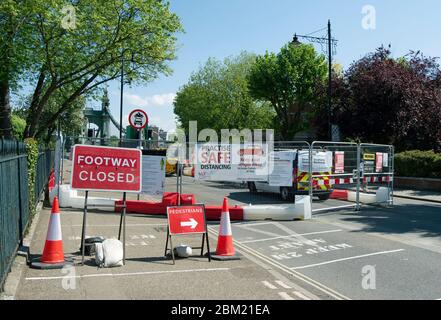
[342,188,391,205]
[376,187,390,203]
[243,196,311,221]
[347,191,377,204]
[50,185,117,210]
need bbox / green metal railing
[0,139,53,291]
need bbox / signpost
[164,205,211,264]
[129,109,148,150]
[71,145,142,265]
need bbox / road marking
[208,226,350,300]
[292,291,311,300]
[26,268,231,281]
[291,249,405,270]
[261,281,277,290]
[239,229,342,244]
[234,222,276,228]
[278,292,295,300]
[275,280,292,289]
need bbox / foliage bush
[24,138,39,216]
[395,150,441,178]
[11,115,26,140]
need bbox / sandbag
[95,243,104,267]
[174,245,192,258]
[95,239,123,268]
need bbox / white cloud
[119,93,177,134]
[124,93,176,108]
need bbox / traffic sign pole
[164,205,211,264]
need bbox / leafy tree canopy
[331,46,441,151]
[248,43,327,140]
[174,52,275,137]
[0,0,183,140]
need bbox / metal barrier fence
[35,148,55,206]
[0,139,54,291]
[359,143,394,207]
[0,140,29,290]
[61,138,394,212]
[309,141,360,213]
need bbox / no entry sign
[71,145,142,192]
[167,205,207,235]
[129,109,148,130]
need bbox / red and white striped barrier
[331,187,391,204]
[51,184,312,221]
[313,175,393,186]
[363,176,393,184]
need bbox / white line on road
[239,229,342,244]
[292,291,311,300]
[208,226,350,300]
[261,281,277,290]
[26,268,231,281]
[275,280,292,289]
[234,222,276,227]
[291,249,405,270]
[278,292,295,300]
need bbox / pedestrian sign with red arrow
[165,205,211,264]
[167,206,207,235]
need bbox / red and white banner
[71,145,142,192]
[167,205,207,235]
[376,152,383,173]
[334,151,345,174]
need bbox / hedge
[24,138,39,216]
[395,150,441,178]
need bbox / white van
[248,149,334,201]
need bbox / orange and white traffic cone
[31,197,66,269]
[212,198,240,261]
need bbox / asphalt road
[13,172,441,300]
[178,176,441,300]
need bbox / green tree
[11,114,26,140]
[0,0,182,139]
[248,43,327,140]
[174,52,275,136]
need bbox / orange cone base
[30,258,66,270]
[211,253,241,261]
[212,235,240,261]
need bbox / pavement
[393,188,441,203]
[4,162,441,300]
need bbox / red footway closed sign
[167,206,207,235]
[71,145,142,192]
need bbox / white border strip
[291,249,405,270]
[239,229,342,244]
[26,268,231,281]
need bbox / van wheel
[248,182,257,194]
[318,194,330,201]
[280,187,293,202]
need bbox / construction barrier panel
[58,138,394,222]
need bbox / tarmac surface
[9,166,441,300]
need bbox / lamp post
[119,50,135,147]
[119,52,124,146]
[292,20,337,141]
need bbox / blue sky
[98,0,441,136]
